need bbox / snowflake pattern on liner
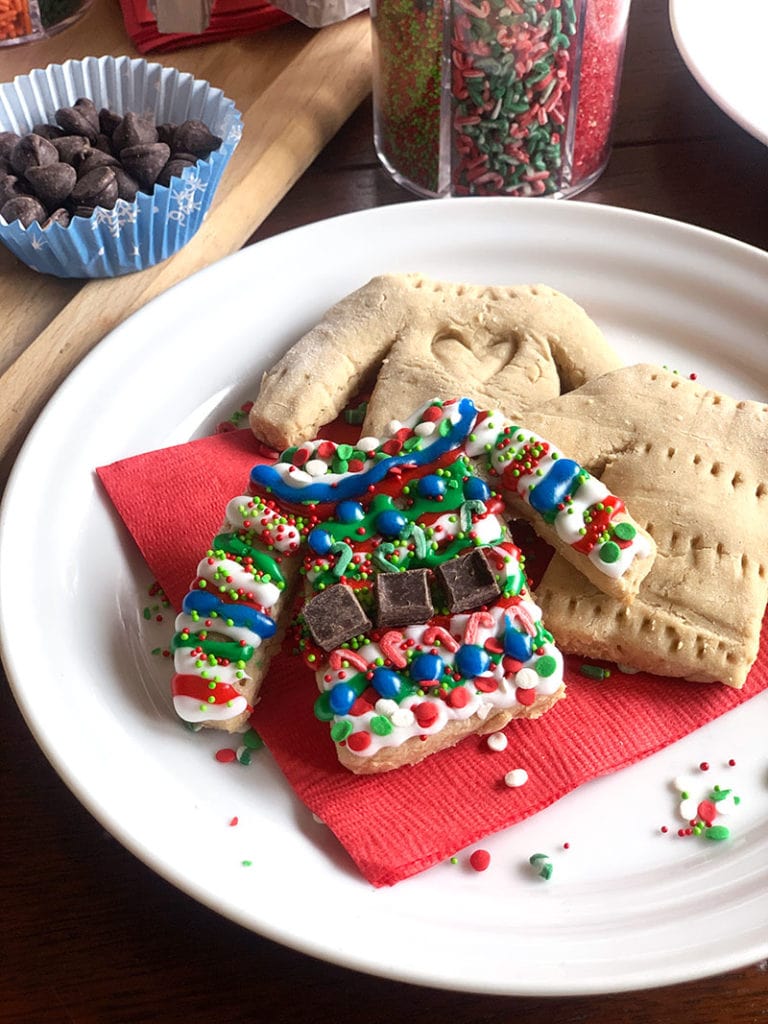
[169,172,208,226]
[91,200,139,239]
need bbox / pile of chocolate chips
[0,96,223,230]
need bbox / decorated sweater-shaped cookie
[171,397,654,771]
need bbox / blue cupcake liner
[0,55,242,278]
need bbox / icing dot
[455,643,490,677]
[410,653,445,682]
[504,768,528,787]
[336,500,365,523]
[329,682,357,715]
[372,667,404,700]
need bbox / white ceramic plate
[2,199,768,996]
[670,0,768,145]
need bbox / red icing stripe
[171,673,242,705]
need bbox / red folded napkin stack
[97,426,768,887]
[118,0,292,54]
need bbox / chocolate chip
[99,108,122,137]
[157,156,197,188]
[172,119,222,159]
[433,548,501,614]
[55,106,98,142]
[0,174,27,206]
[42,207,71,229]
[113,167,140,202]
[1,195,47,228]
[156,122,175,148]
[76,148,120,178]
[53,135,91,166]
[375,568,434,628]
[93,133,115,155]
[10,134,59,176]
[112,111,158,153]
[0,132,20,160]
[25,162,77,210]
[74,97,100,133]
[120,142,170,191]
[32,123,65,140]
[303,584,372,651]
[70,166,118,210]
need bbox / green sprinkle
[242,728,264,750]
[613,521,637,541]
[535,655,557,677]
[704,825,730,841]
[370,715,393,736]
[330,720,353,742]
[599,540,621,564]
[579,664,611,680]
[241,860,253,867]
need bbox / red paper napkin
[118,0,292,54]
[97,428,768,887]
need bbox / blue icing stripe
[182,589,277,638]
[250,397,478,503]
[528,458,582,516]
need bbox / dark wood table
[3,1,767,1021]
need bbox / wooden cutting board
[0,0,372,478]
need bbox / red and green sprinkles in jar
[372,0,630,196]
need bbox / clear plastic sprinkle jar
[372,0,631,197]
[0,0,92,46]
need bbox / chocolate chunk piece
[157,156,197,188]
[434,548,501,614]
[112,111,158,153]
[0,132,20,160]
[10,134,58,176]
[120,142,170,191]
[303,584,372,651]
[53,135,91,166]
[55,106,98,142]
[70,166,118,210]
[25,162,77,210]
[172,119,222,159]
[375,568,434,628]
[42,207,71,229]
[1,195,47,228]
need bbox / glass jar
[372,0,631,198]
[0,0,92,46]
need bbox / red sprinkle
[515,687,537,706]
[229,816,239,827]
[414,701,440,728]
[215,748,237,763]
[347,731,372,752]
[699,761,710,771]
[469,849,491,872]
